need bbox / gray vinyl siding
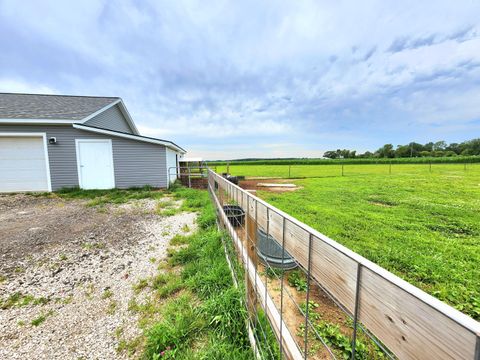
[84,104,134,133]
[0,125,167,190]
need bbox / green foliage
[299,301,321,320]
[1,292,49,309]
[141,186,253,359]
[151,273,184,299]
[143,294,205,359]
[56,185,165,205]
[170,234,189,246]
[287,270,308,292]
[256,165,480,320]
[263,267,284,279]
[30,310,54,326]
[210,154,480,166]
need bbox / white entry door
[76,139,115,189]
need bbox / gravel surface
[0,194,197,360]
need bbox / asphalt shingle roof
[0,93,119,120]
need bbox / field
[216,163,480,320]
[209,155,480,166]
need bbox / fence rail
[207,169,480,359]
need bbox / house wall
[0,125,167,190]
[84,104,134,133]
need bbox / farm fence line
[207,169,480,360]
[214,162,478,180]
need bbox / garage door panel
[0,136,50,192]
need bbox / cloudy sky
[1,1,480,159]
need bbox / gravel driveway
[0,193,196,360]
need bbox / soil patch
[239,179,303,193]
[0,193,197,360]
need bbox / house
[0,93,185,192]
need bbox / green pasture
[219,163,480,320]
[215,162,476,179]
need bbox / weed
[287,270,308,292]
[170,234,189,245]
[56,186,164,206]
[82,242,105,251]
[59,254,68,261]
[117,335,143,356]
[84,283,95,299]
[31,310,54,326]
[299,300,321,320]
[128,298,140,313]
[133,279,149,294]
[151,273,184,298]
[102,289,114,299]
[181,224,190,233]
[159,208,179,217]
[264,267,284,279]
[140,186,253,359]
[107,300,118,315]
[1,293,49,309]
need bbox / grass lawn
[220,164,480,320]
[215,162,476,179]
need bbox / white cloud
[1,0,480,158]
[0,78,56,94]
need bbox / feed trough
[223,205,245,227]
[256,228,297,270]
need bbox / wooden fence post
[246,202,258,321]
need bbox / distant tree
[324,138,479,159]
[433,141,447,151]
[376,144,395,158]
[466,138,480,155]
[446,143,461,154]
[443,151,457,157]
[408,142,424,157]
[395,145,411,158]
[424,142,434,152]
[323,150,339,159]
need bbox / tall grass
[141,186,254,359]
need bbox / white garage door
[0,135,51,192]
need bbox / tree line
[323,138,480,159]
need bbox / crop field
[216,163,480,320]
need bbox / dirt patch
[239,179,303,193]
[0,193,197,360]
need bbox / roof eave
[72,123,186,154]
[78,99,140,135]
[0,119,80,124]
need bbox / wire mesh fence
[213,162,478,180]
[207,169,480,360]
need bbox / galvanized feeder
[256,228,297,270]
[223,205,245,227]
